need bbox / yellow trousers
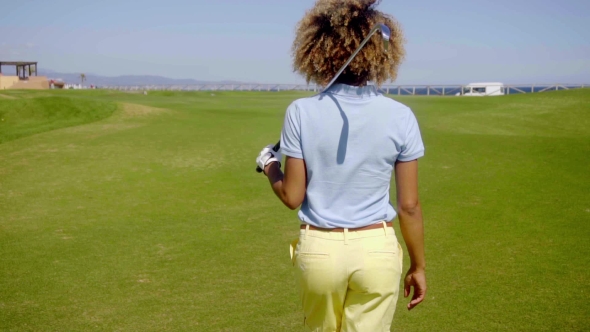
[292,223,403,332]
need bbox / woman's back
[255,2,427,328]
[281,84,424,228]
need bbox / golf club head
[378,23,390,52]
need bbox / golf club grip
[256,141,281,173]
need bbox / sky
[1,0,589,84]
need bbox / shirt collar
[324,83,380,98]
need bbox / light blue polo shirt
[280,84,424,228]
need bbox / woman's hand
[404,267,427,310]
[256,144,282,172]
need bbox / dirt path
[120,103,171,118]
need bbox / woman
[256,1,426,330]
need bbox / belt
[300,222,392,233]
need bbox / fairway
[1,89,589,331]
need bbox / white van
[456,82,505,96]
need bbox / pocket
[290,238,299,266]
[296,252,332,283]
[365,239,401,273]
[298,252,330,258]
[368,250,397,255]
[296,249,331,267]
[367,244,404,271]
[397,242,404,271]
[368,239,399,256]
[295,235,331,270]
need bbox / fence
[102,83,588,95]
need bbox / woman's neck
[334,73,368,87]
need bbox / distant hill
[38,69,241,86]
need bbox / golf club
[257,23,391,173]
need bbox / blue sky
[1,0,589,84]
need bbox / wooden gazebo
[0,61,38,79]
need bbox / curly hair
[292,0,405,86]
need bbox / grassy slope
[0,93,118,144]
[0,89,588,331]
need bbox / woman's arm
[265,157,307,210]
[395,159,427,310]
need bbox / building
[0,61,49,90]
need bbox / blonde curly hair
[292,0,405,86]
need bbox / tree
[80,73,86,86]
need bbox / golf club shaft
[322,24,389,92]
[257,24,389,173]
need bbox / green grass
[0,89,588,331]
[0,94,118,144]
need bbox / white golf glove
[256,144,282,172]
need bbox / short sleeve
[397,110,425,162]
[280,102,303,159]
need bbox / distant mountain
[38,69,242,86]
